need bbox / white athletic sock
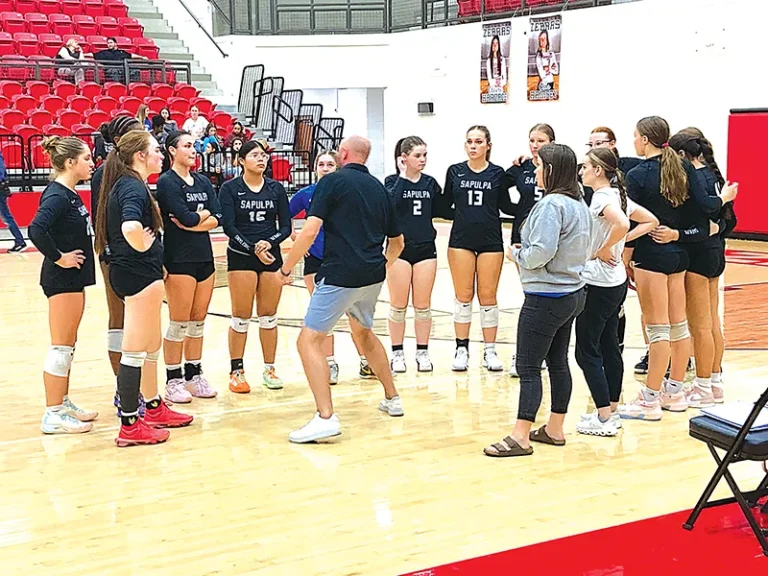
[188,360,201,366]
[642,386,660,402]
[46,405,63,414]
[484,343,496,353]
[265,363,275,370]
[695,376,712,391]
[665,379,684,395]
[326,356,335,365]
[360,356,368,367]
[711,372,722,385]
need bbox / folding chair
[684,387,768,556]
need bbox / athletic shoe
[379,395,404,417]
[579,412,622,429]
[144,400,194,428]
[62,396,98,422]
[508,354,519,377]
[41,409,93,434]
[634,352,649,375]
[186,374,217,398]
[329,362,339,385]
[229,369,250,394]
[114,392,146,417]
[7,242,27,254]
[262,366,283,390]
[712,383,724,404]
[359,362,376,379]
[452,346,469,372]
[685,384,716,409]
[661,383,688,412]
[415,350,433,372]
[164,378,193,404]
[115,418,170,447]
[391,350,406,373]
[664,358,696,381]
[576,412,619,437]
[483,349,504,372]
[618,393,662,421]
[288,412,341,443]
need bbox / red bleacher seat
[0,79,20,97]
[70,122,94,134]
[93,94,116,112]
[104,0,127,18]
[127,81,150,99]
[174,83,198,99]
[66,94,90,112]
[37,0,61,16]
[28,108,53,128]
[78,80,100,98]
[40,93,64,113]
[0,31,14,56]
[53,80,77,98]
[0,140,23,168]
[42,124,70,137]
[191,97,214,116]
[117,16,141,38]
[13,32,39,57]
[0,94,8,108]
[1,54,30,80]
[144,96,164,113]
[73,14,98,36]
[211,111,233,131]
[132,37,158,59]
[24,13,50,34]
[103,80,125,99]
[61,0,84,16]
[61,33,86,51]
[167,96,189,114]
[49,14,74,36]
[0,108,24,127]
[0,1,12,12]
[110,107,130,117]
[26,80,49,98]
[32,141,51,168]
[86,34,107,51]
[170,111,185,126]
[118,95,140,114]
[1,12,25,34]
[12,123,37,141]
[28,54,55,80]
[95,15,119,36]
[56,108,79,128]
[150,83,173,100]
[113,34,132,52]
[14,0,38,12]
[83,0,107,18]
[38,33,62,57]
[85,108,108,126]
[11,92,36,113]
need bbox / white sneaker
[415,350,433,372]
[390,350,406,373]
[164,378,193,404]
[379,395,404,417]
[329,362,339,385]
[452,347,469,372]
[577,412,619,437]
[508,354,519,377]
[579,411,622,429]
[288,412,341,443]
[618,392,663,421]
[483,348,503,372]
[41,409,93,434]
[62,396,98,422]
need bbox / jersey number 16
[249,210,266,222]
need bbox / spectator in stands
[223,122,245,148]
[137,104,152,131]
[222,137,243,180]
[197,123,222,154]
[160,108,178,133]
[151,115,167,147]
[57,38,91,85]
[182,106,208,141]
[93,37,147,83]
[0,150,27,253]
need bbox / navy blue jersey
[156,170,222,265]
[219,176,291,255]
[502,159,542,244]
[436,161,515,250]
[384,172,441,245]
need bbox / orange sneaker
[229,369,251,394]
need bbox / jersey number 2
[249,211,266,222]
[413,200,422,216]
[467,190,484,206]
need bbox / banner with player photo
[481,21,511,104]
[527,15,561,102]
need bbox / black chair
[684,387,768,556]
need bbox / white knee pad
[44,345,74,377]
[107,329,123,353]
[414,307,432,322]
[165,320,188,343]
[388,306,407,324]
[120,350,146,368]
[480,305,499,329]
[454,299,473,324]
[146,347,161,362]
[231,317,250,333]
[186,320,205,339]
[670,320,690,342]
[645,324,671,344]
[259,315,277,329]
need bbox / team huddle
[24,113,737,450]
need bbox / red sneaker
[115,418,170,447]
[144,400,194,429]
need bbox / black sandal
[529,425,566,446]
[483,436,534,458]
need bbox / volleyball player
[28,137,98,434]
[96,130,194,446]
[219,139,291,393]
[156,131,221,403]
[434,126,516,372]
[575,147,658,436]
[384,136,441,373]
[503,123,554,376]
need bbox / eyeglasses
[586,140,611,148]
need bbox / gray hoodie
[510,192,592,294]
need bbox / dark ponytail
[393,137,405,173]
[697,138,725,188]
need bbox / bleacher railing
[0,58,192,86]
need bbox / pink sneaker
[618,392,662,421]
[661,383,688,412]
[712,384,724,404]
[186,374,217,398]
[164,378,193,404]
[685,385,715,409]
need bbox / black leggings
[516,289,586,422]
[575,282,628,410]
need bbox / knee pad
[454,299,473,324]
[120,350,146,368]
[231,317,250,333]
[388,306,407,324]
[165,320,188,343]
[44,345,74,377]
[107,329,123,353]
[480,305,499,329]
[258,315,277,330]
[186,320,205,339]
[670,320,690,342]
[146,347,161,362]
[414,307,432,322]
[645,324,671,344]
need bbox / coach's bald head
[337,135,371,166]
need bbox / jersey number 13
[467,190,484,206]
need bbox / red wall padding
[728,110,768,236]
[0,188,91,230]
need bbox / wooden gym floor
[1,224,767,575]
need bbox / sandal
[483,436,533,458]
[529,425,566,446]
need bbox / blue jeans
[0,195,24,245]
[304,279,384,334]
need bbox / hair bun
[41,135,61,155]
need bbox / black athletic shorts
[165,261,215,282]
[109,264,162,300]
[42,282,88,298]
[448,242,503,255]
[303,254,322,276]
[399,241,437,265]
[227,247,282,274]
[687,241,725,279]
[634,246,689,275]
